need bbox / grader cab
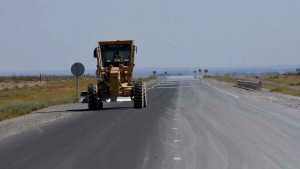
[87,40,147,110]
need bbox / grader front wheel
[88,95,103,110]
[88,84,103,110]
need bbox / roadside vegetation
[0,76,95,121]
[211,74,300,97]
[261,75,300,96]
[0,75,156,121]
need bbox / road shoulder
[206,79,300,110]
[0,103,88,141]
[0,80,158,141]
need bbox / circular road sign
[71,62,85,76]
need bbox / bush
[289,82,300,86]
[270,87,285,92]
[270,87,300,97]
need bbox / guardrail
[236,80,262,90]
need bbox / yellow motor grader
[87,40,147,110]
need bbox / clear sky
[0,0,300,72]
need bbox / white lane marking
[150,80,193,89]
[204,82,239,99]
[147,82,177,90]
[146,86,155,91]
[155,86,178,89]
[180,85,193,88]
[155,85,193,89]
[155,83,177,87]
[173,156,182,161]
[173,139,181,143]
[157,83,177,85]
[215,87,239,99]
[171,127,178,130]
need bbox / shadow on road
[67,106,133,112]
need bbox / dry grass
[0,77,95,121]
[269,87,300,96]
[261,75,300,97]
[261,75,300,87]
[0,75,156,121]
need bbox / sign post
[71,62,85,102]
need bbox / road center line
[173,156,182,161]
[173,139,181,143]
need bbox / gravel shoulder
[206,79,300,110]
[0,103,88,141]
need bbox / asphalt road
[1,76,300,169]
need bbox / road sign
[71,62,85,77]
[71,62,85,102]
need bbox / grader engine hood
[108,67,120,97]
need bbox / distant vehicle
[87,40,147,110]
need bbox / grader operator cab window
[101,44,131,67]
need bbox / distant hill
[1,65,299,76]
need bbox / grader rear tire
[134,81,145,109]
[88,85,97,110]
[143,84,147,108]
[88,95,97,110]
[88,95,103,110]
[96,100,103,110]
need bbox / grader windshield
[101,44,131,67]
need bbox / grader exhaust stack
[87,40,147,110]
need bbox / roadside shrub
[270,87,286,93]
[289,82,300,86]
[0,101,48,114]
[270,87,300,97]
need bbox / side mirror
[93,47,100,58]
